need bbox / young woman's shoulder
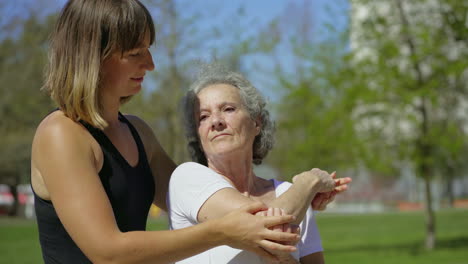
[124,114,150,133]
[31,110,102,199]
[34,111,93,145]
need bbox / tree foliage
[0,14,55,185]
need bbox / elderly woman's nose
[211,113,225,129]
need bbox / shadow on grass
[437,236,468,249]
[327,236,468,256]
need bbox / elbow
[89,250,124,264]
[86,236,131,264]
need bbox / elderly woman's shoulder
[169,162,212,187]
[174,162,209,173]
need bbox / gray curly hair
[182,63,275,165]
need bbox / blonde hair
[42,0,155,129]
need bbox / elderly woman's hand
[311,172,352,211]
[292,168,336,193]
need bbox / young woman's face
[196,84,261,160]
[100,31,154,100]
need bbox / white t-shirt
[168,162,323,264]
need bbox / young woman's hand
[217,202,299,261]
[256,208,300,264]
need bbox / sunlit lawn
[1,210,467,264]
[316,209,468,264]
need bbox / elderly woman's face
[196,84,260,160]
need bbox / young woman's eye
[127,49,141,57]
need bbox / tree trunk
[423,173,435,250]
[446,166,455,208]
[7,183,18,217]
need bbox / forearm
[104,203,298,264]
[265,179,319,225]
[97,220,224,264]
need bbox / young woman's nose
[143,50,155,71]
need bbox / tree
[123,0,203,163]
[349,0,468,249]
[0,13,56,215]
[264,0,376,180]
[123,0,283,164]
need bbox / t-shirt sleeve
[297,208,323,257]
[168,162,234,228]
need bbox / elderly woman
[168,64,351,263]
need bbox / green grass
[316,209,468,264]
[0,217,168,264]
[1,210,467,264]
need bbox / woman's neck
[207,155,272,196]
[100,96,122,128]
[208,155,255,194]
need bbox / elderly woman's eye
[225,107,235,112]
[199,115,208,121]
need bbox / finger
[335,177,352,186]
[291,224,301,234]
[318,197,327,210]
[331,171,337,179]
[311,194,326,210]
[243,201,268,214]
[312,200,324,211]
[256,210,267,216]
[263,228,300,243]
[279,209,288,233]
[259,239,297,253]
[272,208,283,232]
[334,185,348,192]
[274,208,282,216]
[267,207,274,216]
[283,224,294,246]
[249,245,279,262]
[264,215,296,227]
[319,194,331,209]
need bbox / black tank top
[34,113,155,263]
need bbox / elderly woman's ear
[254,118,262,135]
